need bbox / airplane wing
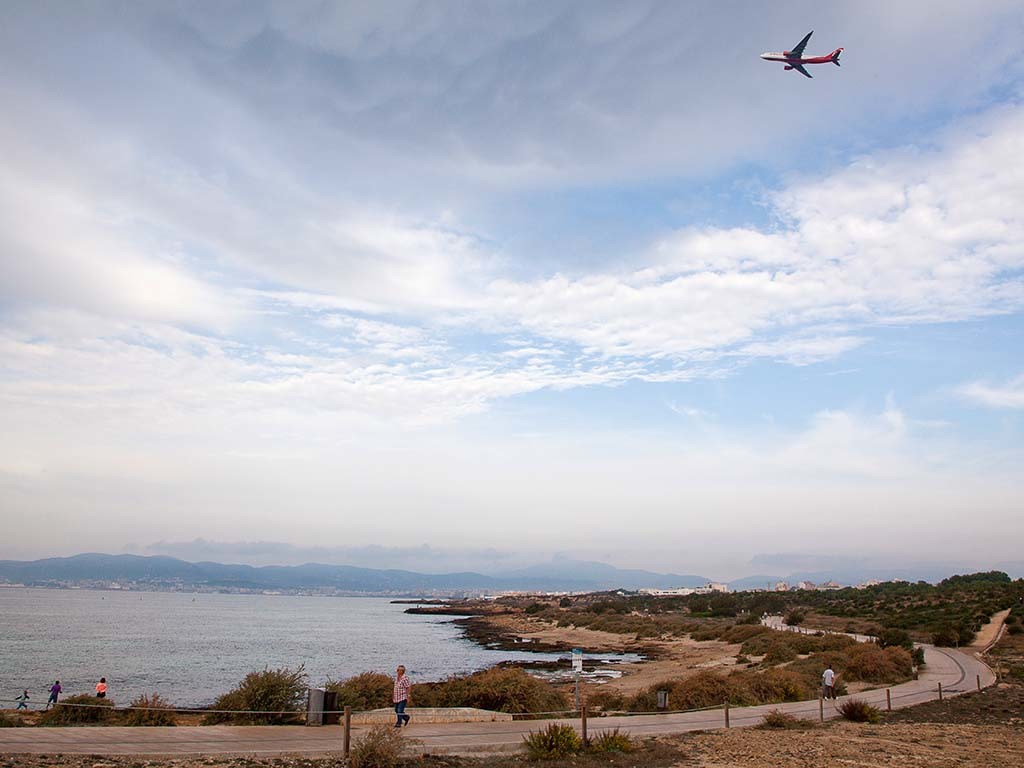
[791,62,813,78]
[789,30,813,58]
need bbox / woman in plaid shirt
[393,665,411,727]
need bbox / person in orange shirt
[95,678,107,698]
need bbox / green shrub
[328,672,393,710]
[0,712,20,728]
[38,694,114,725]
[350,725,405,768]
[721,624,770,643]
[763,640,798,664]
[525,602,547,615]
[122,693,176,726]
[785,611,805,626]
[415,667,569,714]
[202,665,307,725]
[588,728,633,753]
[558,597,572,608]
[760,709,806,729]
[838,698,882,723]
[1007,624,1023,635]
[931,627,959,647]
[876,627,912,650]
[523,723,582,760]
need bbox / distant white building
[774,581,791,592]
[639,587,695,596]
[797,580,817,590]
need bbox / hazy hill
[0,553,710,594]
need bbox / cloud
[958,374,1024,409]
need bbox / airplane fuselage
[760,52,837,65]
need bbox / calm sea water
[0,589,630,708]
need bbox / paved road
[0,643,994,756]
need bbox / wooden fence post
[724,700,730,728]
[938,682,943,701]
[581,705,588,745]
[886,689,891,711]
[819,695,824,722]
[976,674,981,692]
[343,706,351,758]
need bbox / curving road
[0,637,996,756]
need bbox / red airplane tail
[831,48,843,66]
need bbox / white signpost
[572,648,583,710]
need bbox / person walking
[45,680,61,710]
[392,665,411,728]
[822,665,837,699]
[15,690,29,710]
[95,678,107,698]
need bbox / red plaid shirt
[393,674,411,703]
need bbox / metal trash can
[307,687,326,726]
[323,689,340,725]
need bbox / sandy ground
[681,722,1024,768]
[487,614,743,695]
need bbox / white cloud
[958,374,1024,409]
[486,106,1024,362]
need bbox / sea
[0,588,634,708]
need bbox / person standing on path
[393,665,411,728]
[15,689,29,710]
[822,665,837,699]
[45,680,61,709]
[95,678,107,698]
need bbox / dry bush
[721,624,771,643]
[630,671,754,712]
[327,672,393,710]
[38,694,114,725]
[122,693,176,726]
[744,669,813,703]
[838,698,882,723]
[350,725,406,768]
[843,644,912,683]
[760,709,807,729]
[414,667,569,714]
[585,686,626,712]
[201,665,307,725]
[588,727,634,752]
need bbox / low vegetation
[838,698,883,723]
[349,725,407,768]
[760,709,807,729]
[523,723,583,760]
[327,672,394,710]
[589,727,634,753]
[122,693,176,726]
[37,694,115,725]
[201,665,307,725]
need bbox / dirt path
[970,608,1010,651]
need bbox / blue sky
[1,1,1023,578]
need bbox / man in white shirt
[822,665,837,699]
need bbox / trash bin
[323,689,340,725]
[307,687,326,726]
[657,690,669,710]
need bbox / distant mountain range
[0,553,713,594]
[1,553,1016,595]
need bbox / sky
[1,1,1023,580]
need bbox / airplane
[761,31,842,78]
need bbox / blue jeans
[394,699,409,726]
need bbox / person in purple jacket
[45,680,61,709]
